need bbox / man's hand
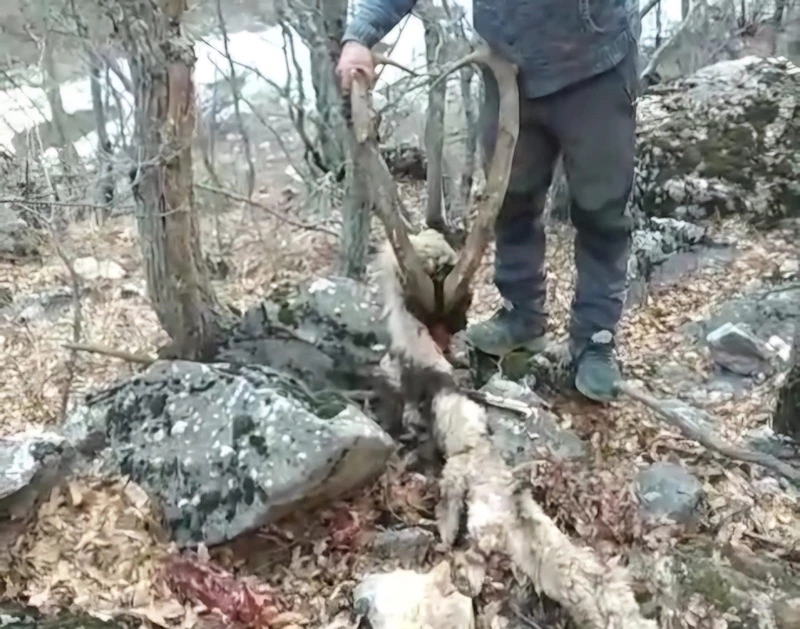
[337,41,375,92]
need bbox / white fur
[377,229,655,629]
[377,235,452,374]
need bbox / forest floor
[0,185,798,627]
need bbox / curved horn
[440,47,519,312]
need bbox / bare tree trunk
[42,32,84,188]
[656,0,664,47]
[773,0,787,24]
[89,55,115,216]
[682,0,691,20]
[108,0,228,360]
[457,65,478,207]
[282,0,349,175]
[339,158,371,278]
[423,16,446,232]
[216,0,256,200]
[71,0,114,214]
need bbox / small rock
[779,259,799,279]
[480,377,586,465]
[706,322,773,376]
[73,256,126,281]
[119,281,146,299]
[767,335,793,363]
[354,561,474,629]
[371,527,434,565]
[636,462,705,527]
[0,432,75,520]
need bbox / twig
[0,198,134,212]
[464,389,536,418]
[63,342,156,365]
[617,380,800,486]
[510,606,544,629]
[196,183,339,237]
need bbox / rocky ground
[0,57,798,628]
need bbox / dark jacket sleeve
[342,0,417,48]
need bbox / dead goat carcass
[364,47,656,629]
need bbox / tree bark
[108,0,228,360]
[773,0,787,24]
[682,0,691,20]
[42,32,84,185]
[423,16,446,232]
[339,158,372,278]
[89,54,115,215]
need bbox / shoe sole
[467,335,549,358]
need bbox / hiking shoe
[573,330,622,402]
[465,304,548,357]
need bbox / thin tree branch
[617,380,800,486]
[641,0,661,19]
[63,342,155,365]
[196,183,339,237]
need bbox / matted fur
[377,236,656,629]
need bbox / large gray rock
[480,376,587,465]
[64,360,395,547]
[634,56,799,222]
[0,432,75,521]
[218,276,388,392]
[636,462,705,527]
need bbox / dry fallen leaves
[1,194,798,627]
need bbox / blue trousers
[479,47,639,343]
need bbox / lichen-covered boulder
[634,56,799,221]
[64,361,395,547]
[218,276,388,392]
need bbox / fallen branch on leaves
[63,342,156,366]
[196,183,339,237]
[617,380,800,485]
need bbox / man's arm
[342,0,417,49]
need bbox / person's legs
[546,46,639,401]
[465,70,559,357]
